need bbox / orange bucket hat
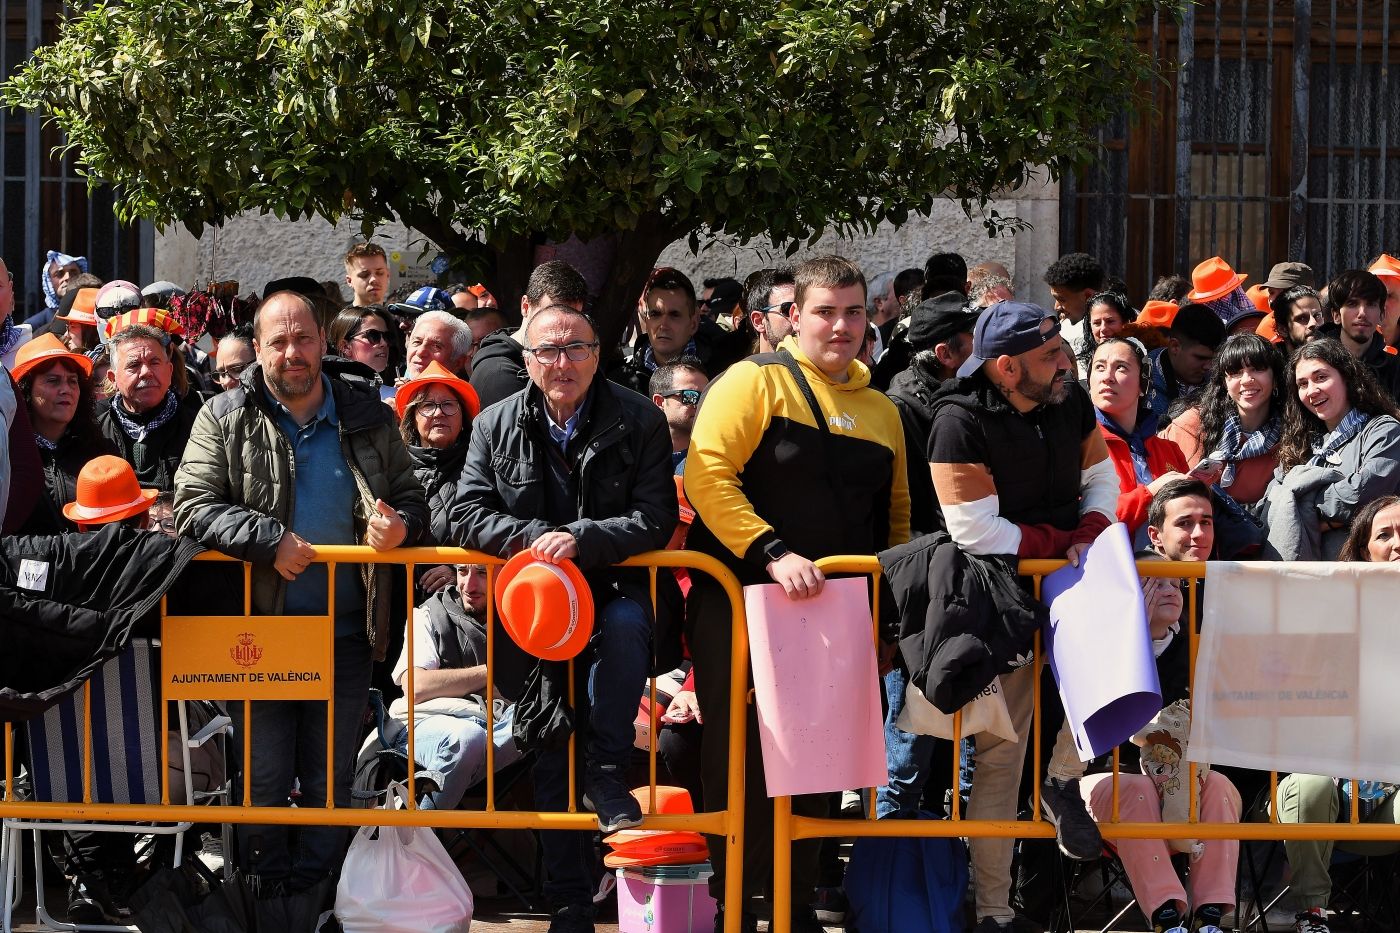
[1187,257,1247,303]
[11,333,93,383]
[495,551,594,661]
[1370,254,1400,281]
[61,455,158,527]
[393,360,481,421]
[1136,300,1180,329]
[55,287,99,326]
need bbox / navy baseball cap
[956,300,1059,379]
[393,286,454,316]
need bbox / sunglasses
[212,362,250,381]
[352,328,389,345]
[660,389,702,405]
[758,301,795,315]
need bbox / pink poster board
[745,577,888,797]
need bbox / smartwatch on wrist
[762,539,790,565]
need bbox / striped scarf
[110,390,179,442]
[1310,407,1370,464]
[1205,412,1282,487]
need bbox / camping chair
[352,688,542,910]
[0,639,232,932]
[1048,843,1140,933]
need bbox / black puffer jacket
[880,531,1046,714]
[0,524,203,720]
[408,436,471,545]
[886,360,947,538]
[21,430,119,535]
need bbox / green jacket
[173,362,428,661]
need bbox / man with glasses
[211,325,256,392]
[452,304,678,933]
[743,265,797,355]
[649,356,709,472]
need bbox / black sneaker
[812,886,848,924]
[582,763,643,833]
[1040,776,1103,860]
[713,904,760,933]
[1293,909,1331,933]
[67,875,119,924]
[548,902,596,933]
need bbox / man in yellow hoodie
[683,255,911,933]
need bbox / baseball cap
[393,286,453,317]
[956,301,1058,379]
[906,294,978,352]
[1262,261,1314,291]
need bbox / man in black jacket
[97,322,202,491]
[450,305,677,933]
[469,261,588,410]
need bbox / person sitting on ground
[388,562,523,810]
[1087,337,1189,542]
[396,361,481,594]
[13,334,118,533]
[1146,303,1226,421]
[1275,495,1400,933]
[1163,334,1285,507]
[1079,478,1240,933]
[1258,337,1400,560]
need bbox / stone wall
[152,179,1061,310]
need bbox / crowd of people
[3,240,1400,933]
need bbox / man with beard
[174,290,427,920]
[928,300,1119,933]
[649,356,709,471]
[743,266,796,355]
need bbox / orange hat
[1246,284,1272,313]
[1255,313,1283,344]
[55,287,99,326]
[602,787,707,868]
[61,455,158,527]
[1136,300,1180,329]
[1370,254,1400,280]
[1187,256,1247,303]
[10,333,94,383]
[495,551,594,661]
[103,307,186,340]
[393,360,481,421]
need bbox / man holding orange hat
[452,303,677,933]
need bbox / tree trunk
[589,211,683,359]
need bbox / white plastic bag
[335,781,473,933]
[897,676,1018,743]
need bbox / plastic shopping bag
[335,781,473,933]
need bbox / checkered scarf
[1205,412,1282,487]
[109,390,179,442]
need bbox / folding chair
[352,688,542,911]
[1048,844,1140,933]
[0,639,232,932]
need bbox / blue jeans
[395,705,522,810]
[877,666,940,819]
[535,596,650,909]
[229,631,372,891]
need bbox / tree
[5,0,1174,346]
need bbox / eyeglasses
[525,342,599,365]
[212,362,250,382]
[151,516,177,534]
[660,389,702,405]
[352,328,389,345]
[416,400,461,418]
[758,301,795,316]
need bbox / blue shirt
[267,375,364,632]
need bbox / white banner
[1187,560,1400,782]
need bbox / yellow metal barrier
[768,555,1400,933]
[0,546,752,933]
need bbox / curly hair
[1337,495,1400,562]
[1043,252,1105,291]
[1194,334,1286,453]
[1276,338,1400,471]
[19,357,104,451]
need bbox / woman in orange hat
[12,334,118,533]
[396,361,482,592]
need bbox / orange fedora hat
[1187,256,1247,303]
[11,333,93,383]
[394,360,481,421]
[495,551,594,661]
[55,287,99,326]
[61,455,158,527]
[1136,300,1180,329]
[1246,284,1272,313]
[1370,254,1400,280]
[603,786,707,868]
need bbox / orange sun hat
[393,360,481,421]
[1187,257,1247,303]
[11,333,94,383]
[61,455,158,528]
[603,786,708,868]
[494,551,594,661]
[1136,300,1180,329]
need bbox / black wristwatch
[762,539,790,565]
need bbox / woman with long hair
[1087,337,1189,540]
[13,333,118,532]
[1163,334,1285,505]
[328,305,393,377]
[1260,338,1400,559]
[1078,291,1135,368]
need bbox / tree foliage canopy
[6,0,1175,315]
